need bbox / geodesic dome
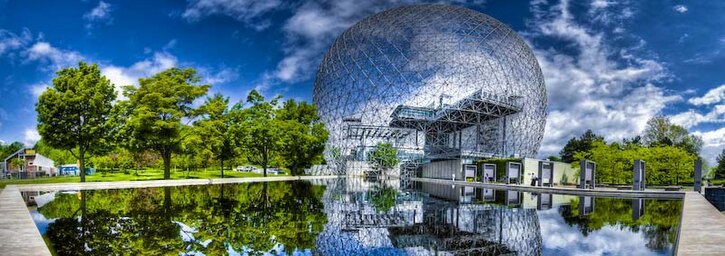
[314,4,546,162]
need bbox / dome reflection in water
[25,179,681,256]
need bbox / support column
[633,160,646,191]
[694,159,703,193]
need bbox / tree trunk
[80,190,87,245]
[163,151,171,180]
[221,159,224,178]
[263,151,268,177]
[79,149,86,182]
[164,187,172,215]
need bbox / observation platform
[389,89,522,133]
[345,124,415,140]
[424,147,497,160]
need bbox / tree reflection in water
[33,180,682,255]
[559,197,681,251]
[39,181,327,255]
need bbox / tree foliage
[368,142,399,175]
[36,62,116,182]
[573,140,696,185]
[119,67,209,179]
[8,157,24,171]
[559,129,604,163]
[715,149,725,180]
[238,90,281,177]
[642,116,703,155]
[33,139,76,165]
[277,99,328,175]
[0,141,23,160]
[38,181,327,255]
[193,94,241,177]
[560,197,681,249]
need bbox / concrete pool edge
[676,192,725,256]
[411,177,685,199]
[0,186,52,256]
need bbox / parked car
[266,168,286,175]
[235,166,257,172]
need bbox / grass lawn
[0,169,285,188]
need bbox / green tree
[368,142,399,176]
[194,94,241,178]
[559,129,604,163]
[0,141,23,159]
[239,90,281,177]
[575,139,696,185]
[714,149,725,179]
[9,157,25,171]
[36,62,116,182]
[642,116,702,155]
[369,184,398,212]
[277,99,329,175]
[120,68,209,179]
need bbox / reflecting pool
[23,179,682,255]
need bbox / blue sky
[0,0,723,164]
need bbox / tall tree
[239,90,280,177]
[277,99,329,175]
[642,116,702,155]
[121,68,209,179]
[559,129,604,163]
[36,62,116,182]
[715,149,725,180]
[194,94,241,178]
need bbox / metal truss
[314,4,547,165]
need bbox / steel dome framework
[314,4,546,165]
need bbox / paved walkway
[412,177,684,199]
[0,186,51,256]
[676,191,725,255]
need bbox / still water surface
[24,179,682,255]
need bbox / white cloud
[200,66,239,84]
[670,85,725,132]
[182,0,283,29]
[0,29,32,56]
[83,1,113,30]
[673,5,688,13]
[538,209,664,256]
[23,128,40,147]
[29,82,50,98]
[25,42,84,70]
[591,0,610,9]
[101,52,178,98]
[689,84,725,105]
[670,105,725,129]
[692,127,725,166]
[530,0,674,157]
[84,1,113,22]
